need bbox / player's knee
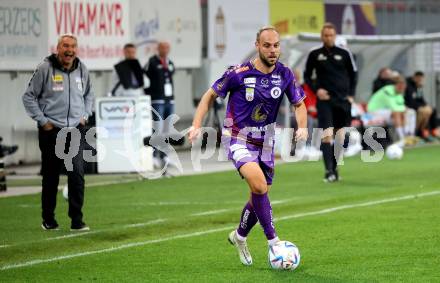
[251,181,268,195]
[322,136,333,143]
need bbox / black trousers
[38,125,85,224]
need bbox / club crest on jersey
[334,54,342,60]
[245,88,254,101]
[318,54,327,61]
[270,87,282,99]
[251,103,267,122]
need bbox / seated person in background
[405,71,440,140]
[368,75,415,147]
[372,67,393,93]
[108,43,146,97]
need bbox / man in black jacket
[405,71,439,140]
[304,23,358,182]
[144,41,176,168]
[109,43,145,97]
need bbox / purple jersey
[212,61,305,143]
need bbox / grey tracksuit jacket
[22,54,94,128]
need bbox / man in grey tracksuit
[22,34,94,231]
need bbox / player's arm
[188,88,218,142]
[293,101,308,141]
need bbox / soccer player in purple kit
[189,26,308,266]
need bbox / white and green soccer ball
[268,241,300,270]
[386,144,404,160]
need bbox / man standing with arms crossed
[23,34,94,231]
[304,23,358,182]
[189,27,308,265]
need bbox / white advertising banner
[0,0,48,70]
[208,0,269,65]
[130,0,202,68]
[96,96,153,173]
[47,0,130,70]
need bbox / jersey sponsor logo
[271,79,282,86]
[271,74,281,79]
[244,77,256,84]
[334,54,342,60]
[52,75,64,92]
[318,53,327,61]
[235,66,249,73]
[251,103,267,122]
[270,87,282,99]
[245,87,254,101]
[52,75,63,82]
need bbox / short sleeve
[285,70,306,105]
[211,67,240,99]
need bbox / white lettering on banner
[53,1,124,36]
[0,6,42,37]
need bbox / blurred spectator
[0,137,18,192]
[372,67,393,93]
[0,137,18,158]
[367,76,415,146]
[404,71,440,140]
[144,41,176,168]
[109,43,146,97]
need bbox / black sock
[321,142,334,173]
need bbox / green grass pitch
[0,145,439,282]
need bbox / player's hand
[347,96,354,104]
[42,122,54,131]
[188,126,201,143]
[317,89,330,100]
[295,128,308,142]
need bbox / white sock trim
[235,230,246,242]
[268,237,280,246]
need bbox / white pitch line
[1,190,439,271]
[276,190,440,222]
[0,245,10,249]
[191,209,233,216]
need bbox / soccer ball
[268,241,300,270]
[386,144,403,160]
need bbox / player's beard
[259,51,279,68]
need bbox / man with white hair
[22,34,93,231]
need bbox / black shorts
[317,100,352,129]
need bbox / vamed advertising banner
[270,0,324,36]
[208,0,269,65]
[131,0,201,68]
[0,0,48,70]
[48,0,130,70]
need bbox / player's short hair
[57,33,77,45]
[414,71,424,77]
[256,26,279,42]
[124,43,136,49]
[321,22,337,33]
